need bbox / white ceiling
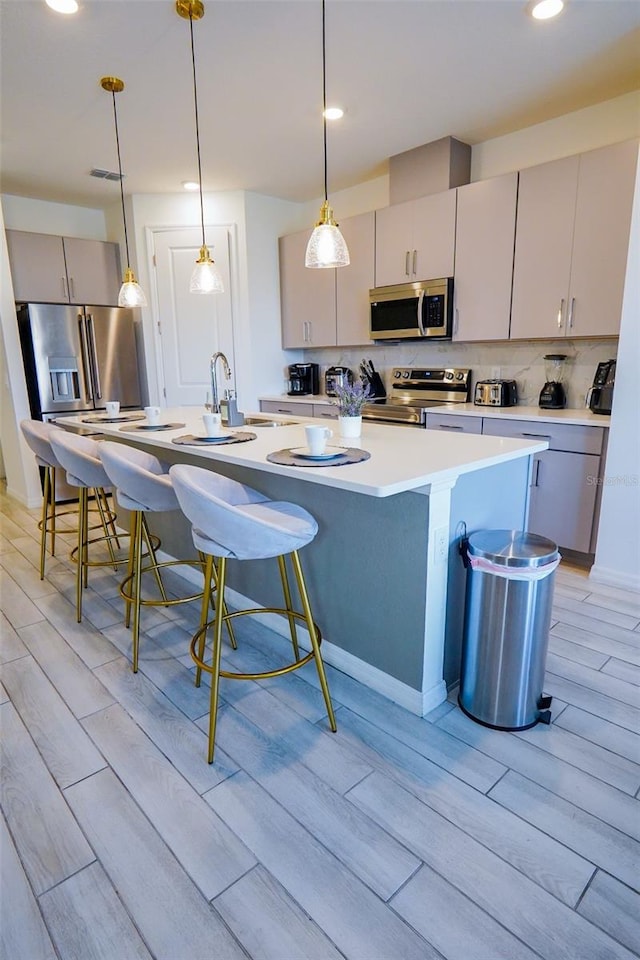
[1,0,639,209]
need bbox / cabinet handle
[405,251,410,276]
[453,308,459,335]
[302,321,308,342]
[62,277,68,299]
[439,424,463,431]
[521,432,550,440]
[412,249,417,276]
[308,320,312,343]
[276,408,291,414]
[568,297,575,329]
[69,277,75,300]
[533,459,542,487]
[557,299,565,329]
[78,314,93,401]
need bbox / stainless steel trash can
[459,529,559,730]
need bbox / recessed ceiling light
[182,181,199,191]
[323,106,344,121]
[46,0,79,13]
[528,0,564,20]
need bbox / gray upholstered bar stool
[98,441,226,673]
[48,430,127,622]
[170,463,337,764]
[20,419,115,581]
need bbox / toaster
[474,379,518,407]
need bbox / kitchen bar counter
[56,408,546,716]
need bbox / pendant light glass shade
[190,246,224,293]
[177,1,224,294]
[306,0,349,270]
[100,77,147,310]
[305,201,350,268]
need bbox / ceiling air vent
[90,168,123,182]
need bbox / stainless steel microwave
[369,278,453,341]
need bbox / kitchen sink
[240,417,297,427]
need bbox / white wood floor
[1,483,639,960]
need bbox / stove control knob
[456,372,465,381]
[445,371,454,380]
[394,371,402,379]
[402,371,411,379]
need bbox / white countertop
[260,395,610,428]
[56,407,548,499]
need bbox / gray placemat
[172,431,257,446]
[121,422,185,432]
[82,413,146,424]
[267,447,371,467]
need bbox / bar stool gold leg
[131,510,144,673]
[290,550,337,732]
[196,554,214,687]
[94,488,118,567]
[99,487,121,550]
[75,487,87,622]
[141,515,169,603]
[207,557,227,763]
[124,513,136,628]
[40,466,51,580]
[278,554,300,661]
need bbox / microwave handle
[417,290,426,336]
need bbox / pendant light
[100,77,147,308]
[176,0,224,294]
[305,0,349,269]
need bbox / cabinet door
[374,201,413,286]
[425,413,482,434]
[568,140,638,338]
[454,173,517,341]
[510,155,579,340]
[336,211,375,346]
[260,400,314,417]
[313,403,338,420]
[411,189,456,281]
[529,450,599,553]
[63,238,121,306]
[6,230,68,302]
[279,230,336,348]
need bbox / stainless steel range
[362,367,472,426]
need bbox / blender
[539,354,568,409]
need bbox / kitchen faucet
[209,352,232,415]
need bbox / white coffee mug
[144,405,161,426]
[105,401,120,417]
[305,424,332,455]
[202,412,223,437]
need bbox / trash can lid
[467,530,558,568]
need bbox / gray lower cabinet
[425,413,482,434]
[313,403,338,420]
[260,400,314,417]
[481,417,605,554]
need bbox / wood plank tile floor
[1,484,639,960]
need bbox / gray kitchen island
[57,409,547,715]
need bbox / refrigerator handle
[78,313,94,402]
[86,313,102,400]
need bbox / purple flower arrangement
[330,379,372,417]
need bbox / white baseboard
[588,563,640,594]
[6,485,40,509]
[155,548,442,717]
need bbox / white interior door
[152,226,235,407]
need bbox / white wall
[590,147,640,591]
[1,195,109,240]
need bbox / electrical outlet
[490,366,501,380]
[434,526,449,564]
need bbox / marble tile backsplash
[303,338,618,409]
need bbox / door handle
[78,314,93,401]
[412,249,417,276]
[557,299,565,329]
[534,459,542,487]
[68,277,75,301]
[405,251,410,276]
[568,297,575,329]
[417,290,426,336]
[62,277,69,300]
[453,308,459,336]
[86,313,102,399]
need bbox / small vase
[338,415,362,439]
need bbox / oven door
[370,292,422,340]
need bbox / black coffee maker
[287,363,320,396]
[539,354,568,409]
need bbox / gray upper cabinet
[510,140,638,340]
[374,189,456,286]
[453,172,518,342]
[279,228,336,348]
[336,211,375,346]
[6,230,121,306]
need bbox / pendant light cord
[189,11,207,250]
[322,0,328,204]
[110,91,131,268]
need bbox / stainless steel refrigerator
[18,302,142,419]
[18,301,143,499]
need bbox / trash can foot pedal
[537,694,553,710]
[538,709,552,725]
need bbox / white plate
[290,445,347,460]
[194,433,230,443]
